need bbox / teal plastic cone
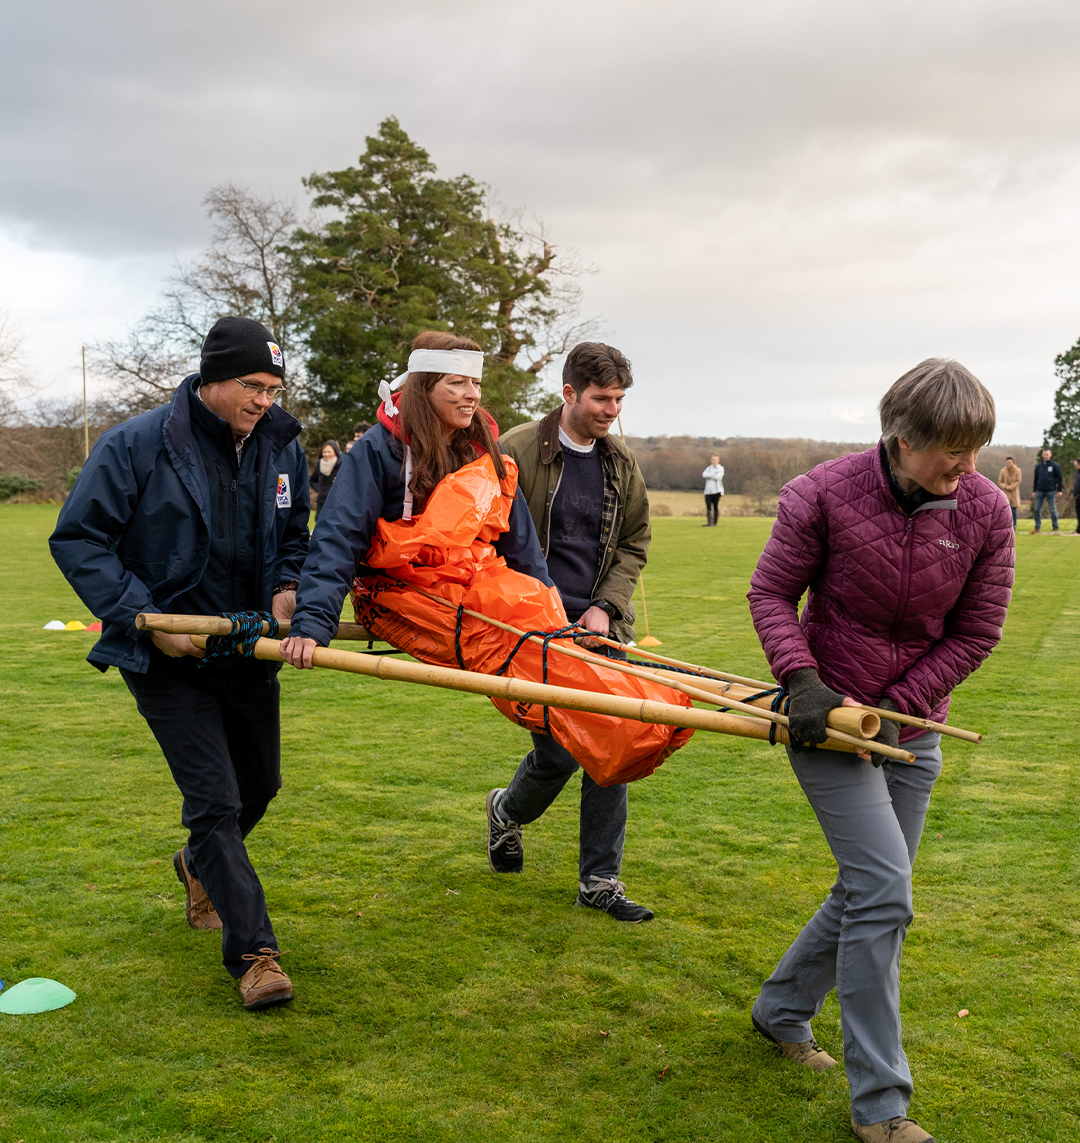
[0,978,77,1014]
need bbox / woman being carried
[281,332,691,787]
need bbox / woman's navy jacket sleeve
[290,426,552,647]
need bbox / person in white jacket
[702,454,724,526]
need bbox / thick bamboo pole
[594,637,984,745]
[404,589,881,744]
[136,613,375,642]
[188,634,915,762]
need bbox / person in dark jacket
[1073,458,1080,533]
[50,317,309,1012]
[1031,447,1063,533]
[747,359,1014,1143]
[279,329,551,656]
[309,439,343,518]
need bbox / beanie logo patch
[276,474,292,509]
[267,341,283,367]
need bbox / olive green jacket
[500,406,651,643]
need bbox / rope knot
[198,611,278,666]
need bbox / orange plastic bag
[352,453,694,786]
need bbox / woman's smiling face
[894,439,981,496]
[429,374,481,430]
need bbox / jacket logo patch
[938,538,960,550]
[267,341,283,367]
[276,474,291,508]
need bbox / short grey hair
[879,359,995,453]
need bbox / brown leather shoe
[238,948,293,1010]
[851,1117,935,1142]
[173,848,222,930]
[752,1014,837,1071]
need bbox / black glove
[785,668,845,747]
[869,696,901,767]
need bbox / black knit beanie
[199,316,285,385]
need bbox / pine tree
[292,118,594,436]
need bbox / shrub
[0,473,45,501]
[66,467,82,490]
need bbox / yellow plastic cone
[63,620,87,631]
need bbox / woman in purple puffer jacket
[747,360,1014,1143]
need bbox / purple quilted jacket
[748,443,1014,740]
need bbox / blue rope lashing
[198,611,278,667]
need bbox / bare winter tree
[90,185,305,416]
[486,205,600,379]
[0,312,29,424]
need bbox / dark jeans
[121,653,282,978]
[704,492,721,525]
[1010,506,1017,528]
[499,645,629,889]
[1033,490,1059,530]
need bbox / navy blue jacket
[290,422,553,647]
[50,375,310,673]
[1033,458,1063,493]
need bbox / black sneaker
[486,788,523,873]
[576,879,654,922]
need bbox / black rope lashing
[198,611,278,667]
[487,622,585,737]
[453,604,467,670]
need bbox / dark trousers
[499,645,628,888]
[121,655,282,977]
[704,493,721,525]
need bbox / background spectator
[702,454,724,526]
[997,455,1021,528]
[1031,447,1063,534]
[310,440,342,519]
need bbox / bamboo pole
[136,613,375,642]
[402,588,881,744]
[591,637,984,745]
[189,634,914,761]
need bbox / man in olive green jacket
[485,342,655,922]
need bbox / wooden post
[81,346,89,461]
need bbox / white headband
[377,349,485,418]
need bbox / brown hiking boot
[851,1117,935,1142]
[238,948,293,1010]
[752,1013,837,1071]
[173,848,222,930]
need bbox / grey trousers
[752,732,942,1125]
[499,731,628,889]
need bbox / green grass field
[1,504,1078,1142]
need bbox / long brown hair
[397,330,506,511]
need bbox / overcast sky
[4,0,1080,443]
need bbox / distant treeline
[628,434,1053,501]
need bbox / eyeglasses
[232,377,287,401]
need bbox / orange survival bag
[351,453,694,785]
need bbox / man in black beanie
[51,316,309,1010]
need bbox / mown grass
[1,504,1078,1142]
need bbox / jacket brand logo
[276,474,291,508]
[938,538,960,550]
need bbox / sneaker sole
[574,898,653,923]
